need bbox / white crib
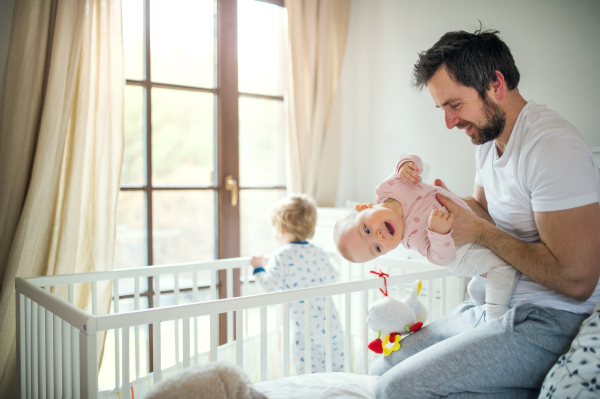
[15,255,466,399]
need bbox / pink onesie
[375,154,471,266]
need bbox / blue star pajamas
[253,241,345,373]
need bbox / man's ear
[489,70,506,100]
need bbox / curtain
[0,0,124,395]
[285,0,350,206]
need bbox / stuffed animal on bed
[366,273,428,356]
[145,361,268,399]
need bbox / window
[105,0,286,380]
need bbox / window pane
[152,88,215,186]
[238,0,283,96]
[153,191,215,264]
[240,189,286,257]
[122,0,144,80]
[121,85,145,186]
[114,191,148,268]
[150,0,215,88]
[239,96,285,186]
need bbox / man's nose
[444,110,459,129]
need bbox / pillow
[539,301,600,398]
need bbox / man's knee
[376,370,416,399]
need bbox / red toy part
[410,322,423,332]
[368,338,383,354]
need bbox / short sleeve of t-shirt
[525,133,599,212]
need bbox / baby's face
[335,204,405,263]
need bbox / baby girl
[333,154,520,319]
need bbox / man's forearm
[476,221,593,301]
[463,197,495,225]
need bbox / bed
[15,255,465,398]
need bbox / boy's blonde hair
[270,194,317,241]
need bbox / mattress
[254,372,379,399]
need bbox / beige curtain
[285,0,350,206]
[0,0,124,395]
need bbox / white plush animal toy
[366,271,428,356]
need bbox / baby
[334,154,520,319]
[251,194,345,373]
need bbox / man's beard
[470,99,506,145]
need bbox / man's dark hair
[412,25,520,99]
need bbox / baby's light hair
[333,211,358,263]
[270,194,317,241]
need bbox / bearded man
[369,27,600,398]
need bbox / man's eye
[450,103,460,109]
[376,245,381,253]
[365,226,370,234]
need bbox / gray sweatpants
[369,301,587,398]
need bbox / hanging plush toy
[367,271,428,356]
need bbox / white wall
[0,0,14,91]
[337,0,600,205]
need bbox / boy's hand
[398,161,421,185]
[428,209,454,235]
[251,255,269,268]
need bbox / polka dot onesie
[253,241,345,373]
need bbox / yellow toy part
[382,333,401,356]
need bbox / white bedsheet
[254,372,379,399]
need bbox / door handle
[224,175,238,207]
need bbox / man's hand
[398,162,421,185]
[428,209,454,234]
[436,193,488,247]
[433,179,450,192]
[251,255,269,268]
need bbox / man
[369,27,600,398]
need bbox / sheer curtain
[0,0,124,395]
[285,0,350,206]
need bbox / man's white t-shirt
[474,100,600,314]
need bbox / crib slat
[38,303,45,399]
[53,314,60,399]
[326,296,332,372]
[192,272,198,365]
[362,290,368,375]
[304,300,311,374]
[441,277,447,315]
[260,306,267,381]
[283,302,290,377]
[427,279,434,322]
[235,310,243,368]
[114,280,121,390]
[79,330,98,399]
[155,275,161,308]
[71,327,80,398]
[174,273,180,366]
[210,271,216,300]
[62,320,71,399]
[210,314,218,362]
[134,277,140,379]
[227,268,234,344]
[122,326,130,399]
[153,322,161,384]
[17,292,25,399]
[32,302,38,399]
[25,297,32,399]
[183,317,190,369]
[344,293,351,373]
[44,292,53,399]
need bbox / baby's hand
[398,161,421,185]
[251,255,269,268]
[428,209,454,235]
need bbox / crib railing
[15,256,464,399]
